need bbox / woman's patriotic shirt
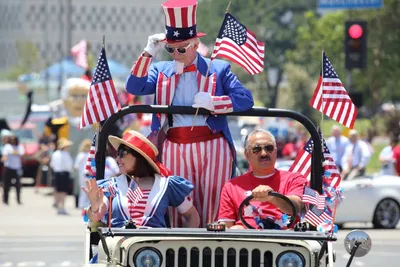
[86,174,194,228]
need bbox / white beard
[174,61,185,75]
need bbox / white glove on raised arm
[144,33,166,57]
[192,92,215,111]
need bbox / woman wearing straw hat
[82,130,200,228]
[50,138,74,215]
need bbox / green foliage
[6,40,42,80]
[197,0,317,107]
[288,0,400,110]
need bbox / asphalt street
[0,187,399,267]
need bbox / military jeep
[84,105,371,267]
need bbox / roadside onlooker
[50,138,74,215]
[74,139,92,209]
[392,137,400,176]
[326,125,349,172]
[2,136,24,205]
[341,130,371,180]
[379,135,398,175]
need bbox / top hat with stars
[162,0,206,43]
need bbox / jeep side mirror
[344,230,372,266]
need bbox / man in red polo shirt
[217,129,307,229]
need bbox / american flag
[305,205,333,227]
[322,139,342,189]
[289,138,313,178]
[303,186,326,210]
[70,40,88,70]
[84,133,96,177]
[211,13,264,75]
[105,180,116,197]
[79,46,120,129]
[126,181,144,207]
[289,134,342,188]
[310,52,357,129]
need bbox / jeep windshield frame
[95,105,323,193]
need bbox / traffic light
[345,20,367,69]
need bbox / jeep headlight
[134,247,162,267]
[276,251,305,267]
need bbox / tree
[197,0,317,107]
[288,0,400,111]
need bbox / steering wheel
[238,192,297,229]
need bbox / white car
[335,174,400,229]
[275,160,400,229]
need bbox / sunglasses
[117,147,133,158]
[164,44,192,54]
[251,144,275,154]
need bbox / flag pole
[320,49,324,139]
[191,1,232,131]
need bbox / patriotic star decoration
[189,29,193,36]
[173,30,180,37]
[274,214,290,228]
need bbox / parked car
[335,174,400,229]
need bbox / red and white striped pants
[163,137,233,227]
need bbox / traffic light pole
[346,70,352,93]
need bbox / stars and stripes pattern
[302,186,326,210]
[70,40,88,70]
[322,140,342,189]
[131,55,152,77]
[289,138,313,177]
[305,205,333,227]
[128,189,151,226]
[79,46,121,129]
[289,133,342,189]
[211,13,264,75]
[310,52,357,129]
[84,133,96,177]
[126,181,144,207]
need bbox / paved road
[1,187,399,267]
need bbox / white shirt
[2,144,24,170]
[171,56,207,127]
[379,145,395,175]
[326,135,349,167]
[50,150,73,172]
[341,140,371,170]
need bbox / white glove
[192,92,214,111]
[144,33,166,56]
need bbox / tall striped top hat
[162,0,206,43]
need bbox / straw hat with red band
[161,0,206,43]
[108,131,171,177]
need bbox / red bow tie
[183,64,196,73]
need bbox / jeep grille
[165,247,272,267]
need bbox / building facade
[0,0,165,72]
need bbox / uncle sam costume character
[126,0,254,227]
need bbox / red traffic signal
[345,21,367,69]
[348,24,363,39]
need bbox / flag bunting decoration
[211,13,264,75]
[304,205,333,227]
[310,51,357,129]
[84,133,96,177]
[79,45,121,129]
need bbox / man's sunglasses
[117,146,133,158]
[164,44,192,54]
[251,144,275,154]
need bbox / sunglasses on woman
[164,44,192,54]
[251,144,275,154]
[117,146,133,158]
